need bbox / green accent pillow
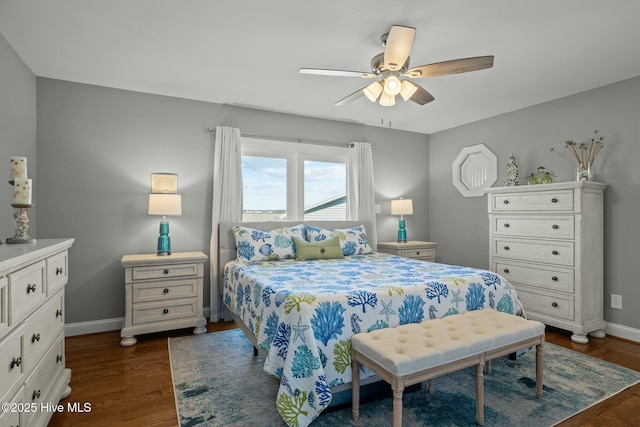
[293,236,344,261]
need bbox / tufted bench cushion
[351,308,545,426]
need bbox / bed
[219,220,524,427]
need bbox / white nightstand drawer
[493,216,575,239]
[494,238,574,266]
[399,248,435,259]
[491,190,574,212]
[0,325,24,397]
[515,288,574,321]
[46,250,68,296]
[132,299,198,324]
[495,261,574,293]
[132,279,198,303]
[132,263,199,281]
[8,261,46,325]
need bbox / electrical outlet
[611,294,622,309]
[374,204,381,214]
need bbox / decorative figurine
[505,153,519,186]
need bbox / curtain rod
[207,127,374,149]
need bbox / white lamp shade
[148,193,182,216]
[363,81,383,102]
[391,198,413,215]
[379,92,396,107]
[383,75,402,96]
[399,80,418,101]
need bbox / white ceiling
[2,1,640,134]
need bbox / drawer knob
[10,357,22,369]
[504,223,510,228]
[503,246,510,251]
[416,251,420,255]
[551,302,558,308]
[552,224,559,230]
[163,308,169,314]
[503,268,509,273]
[26,283,37,294]
[503,200,509,204]
[56,267,64,275]
[163,288,169,294]
[551,198,558,203]
[56,309,63,318]
[552,250,559,255]
[32,390,41,401]
[57,354,63,364]
[31,333,41,343]
[552,276,558,281]
[163,269,170,275]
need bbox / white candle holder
[7,203,35,244]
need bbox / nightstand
[120,251,207,346]
[377,241,438,262]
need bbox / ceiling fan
[299,25,494,107]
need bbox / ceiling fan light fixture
[383,75,402,96]
[399,80,418,101]
[363,81,383,102]
[379,92,396,107]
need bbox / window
[241,138,349,221]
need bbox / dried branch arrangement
[565,130,604,167]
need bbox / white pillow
[305,225,373,256]
[233,224,306,261]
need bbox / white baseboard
[605,321,640,343]
[65,307,213,337]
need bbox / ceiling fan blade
[409,84,435,105]
[334,87,366,106]
[383,25,416,71]
[299,68,376,78]
[404,56,494,78]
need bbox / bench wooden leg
[428,379,434,395]
[392,379,405,427]
[536,343,544,398]
[476,361,485,425]
[351,355,360,421]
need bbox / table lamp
[148,193,182,255]
[390,198,413,243]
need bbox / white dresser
[120,251,207,346]
[0,238,74,427]
[486,182,606,344]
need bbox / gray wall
[0,33,37,237]
[429,76,640,329]
[35,78,429,323]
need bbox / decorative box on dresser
[486,181,606,344]
[377,241,438,262]
[0,238,74,427]
[120,251,207,346]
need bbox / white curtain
[348,142,377,249]
[209,126,243,322]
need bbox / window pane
[242,156,287,221]
[304,160,347,220]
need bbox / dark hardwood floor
[48,323,640,427]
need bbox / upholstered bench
[351,308,545,426]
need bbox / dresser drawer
[132,299,198,324]
[516,287,574,321]
[8,261,46,325]
[399,248,435,260]
[132,279,198,303]
[494,238,574,266]
[492,216,575,239]
[491,190,574,211]
[494,261,574,293]
[46,250,69,296]
[23,291,64,371]
[0,325,24,397]
[0,386,23,427]
[24,333,65,427]
[132,263,199,281]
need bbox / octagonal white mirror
[452,144,497,197]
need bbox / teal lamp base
[157,221,171,256]
[397,218,407,243]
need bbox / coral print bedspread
[223,253,524,427]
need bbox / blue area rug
[169,329,640,427]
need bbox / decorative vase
[576,162,593,181]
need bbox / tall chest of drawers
[0,238,74,427]
[486,182,606,344]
